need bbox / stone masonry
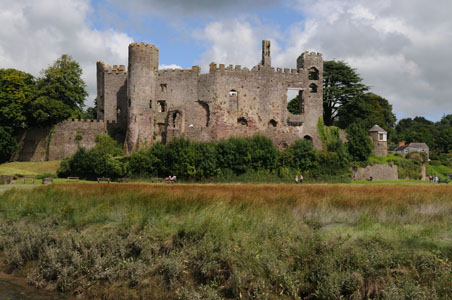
[97,40,324,153]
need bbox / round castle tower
[124,42,159,154]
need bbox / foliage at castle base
[0,55,89,134]
[0,127,18,163]
[345,123,374,162]
[58,135,353,182]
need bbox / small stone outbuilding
[369,125,387,157]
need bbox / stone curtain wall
[352,164,398,180]
[14,120,110,162]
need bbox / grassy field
[0,184,451,299]
[0,161,61,176]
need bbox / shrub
[57,135,127,180]
[346,123,373,162]
[0,126,18,163]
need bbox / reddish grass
[52,183,452,210]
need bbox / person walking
[295,175,299,184]
[300,174,304,184]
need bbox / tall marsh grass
[0,184,451,299]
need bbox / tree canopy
[32,54,88,126]
[337,93,396,132]
[0,69,36,133]
[323,60,368,126]
[345,123,373,162]
[0,55,89,132]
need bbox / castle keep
[97,40,324,152]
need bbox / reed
[0,184,451,299]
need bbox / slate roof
[407,142,429,149]
[369,125,386,133]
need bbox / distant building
[369,125,387,157]
[389,141,429,159]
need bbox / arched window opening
[229,89,238,96]
[172,111,180,128]
[309,83,318,93]
[268,119,277,127]
[158,100,167,112]
[278,142,289,150]
[237,117,248,126]
[308,67,319,80]
[128,98,131,107]
[304,135,313,143]
[229,89,238,110]
[149,100,153,109]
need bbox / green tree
[0,126,18,163]
[395,117,439,153]
[216,137,252,175]
[0,69,36,133]
[345,123,373,161]
[287,96,300,114]
[249,135,277,170]
[323,60,368,126]
[289,139,316,171]
[32,54,88,126]
[337,93,396,132]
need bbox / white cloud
[195,0,452,120]
[0,0,133,107]
[288,0,452,120]
[159,64,182,70]
[193,20,283,71]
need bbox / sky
[0,0,451,122]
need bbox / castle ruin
[14,40,324,162]
[97,40,324,152]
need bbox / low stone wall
[352,164,398,180]
[14,120,114,162]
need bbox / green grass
[0,161,61,176]
[0,184,451,299]
[427,163,452,179]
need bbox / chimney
[399,141,405,146]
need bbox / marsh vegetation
[0,184,451,299]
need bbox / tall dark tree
[0,69,36,133]
[323,60,368,126]
[31,54,88,126]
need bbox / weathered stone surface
[42,178,53,184]
[98,40,324,151]
[352,164,398,180]
[14,120,110,161]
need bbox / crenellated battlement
[68,119,104,123]
[207,62,299,76]
[129,42,158,50]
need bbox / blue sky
[1,0,451,122]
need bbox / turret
[369,125,388,157]
[124,42,159,154]
[261,40,271,67]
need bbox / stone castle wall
[14,120,113,162]
[352,164,398,180]
[97,41,324,151]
